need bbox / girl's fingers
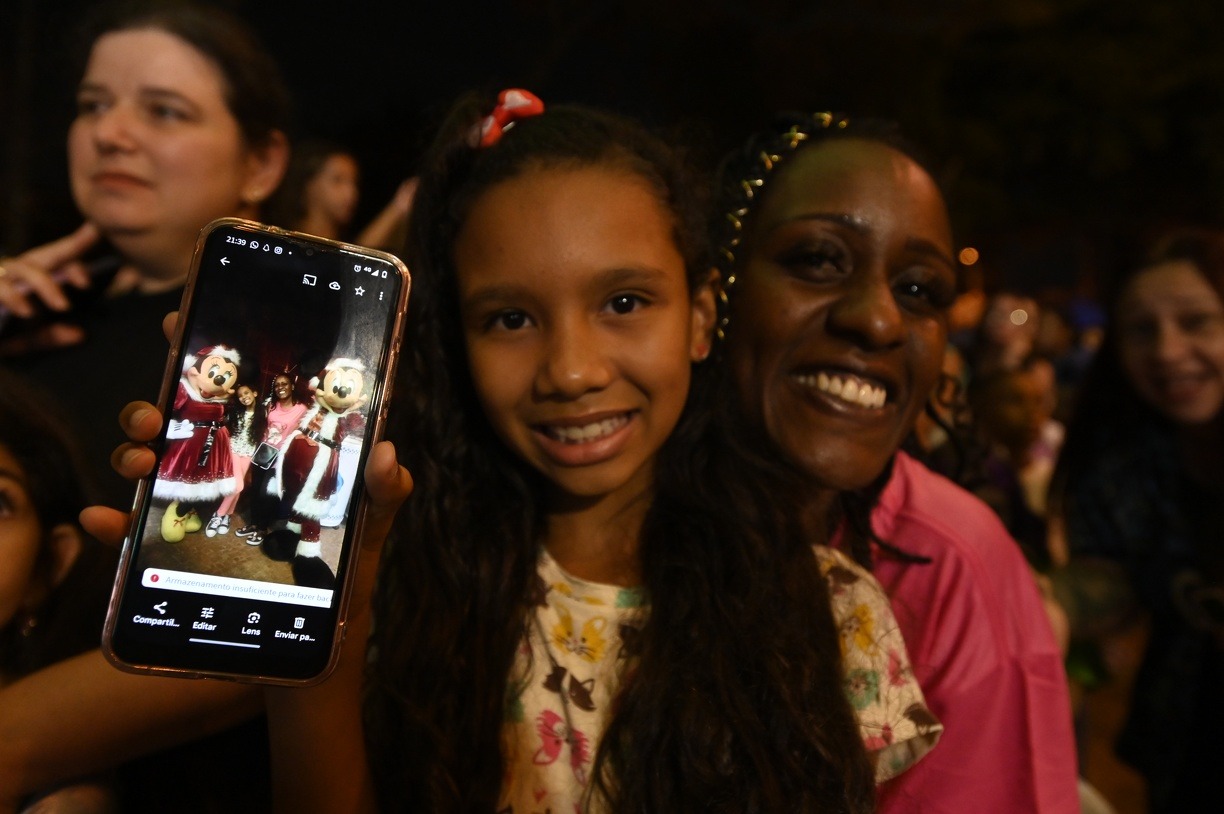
[111,443,157,480]
[358,440,412,556]
[161,311,179,343]
[119,401,164,443]
[79,506,133,549]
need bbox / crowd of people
[0,1,1219,812]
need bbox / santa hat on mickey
[309,357,365,390]
[183,344,242,372]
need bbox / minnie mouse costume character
[262,357,366,589]
[153,345,241,542]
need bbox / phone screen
[104,219,408,683]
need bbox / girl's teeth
[799,372,887,409]
[547,416,627,443]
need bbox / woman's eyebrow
[771,212,870,235]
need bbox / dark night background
[5,0,1224,298]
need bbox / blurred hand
[391,178,419,216]
[0,224,101,355]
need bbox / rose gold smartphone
[103,218,409,685]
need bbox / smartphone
[103,217,409,685]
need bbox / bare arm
[265,440,410,814]
[0,651,261,810]
[353,179,417,252]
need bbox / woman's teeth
[544,415,629,443]
[799,372,887,409]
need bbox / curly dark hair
[364,95,875,813]
[713,112,942,571]
[226,383,267,449]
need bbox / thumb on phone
[357,440,412,557]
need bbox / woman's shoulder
[870,454,1058,661]
[875,452,1017,562]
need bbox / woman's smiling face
[727,138,956,492]
[1116,259,1224,427]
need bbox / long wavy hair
[226,384,267,448]
[364,95,875,813]
[713,113,945,570]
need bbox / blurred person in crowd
[0,0,289,508]
[969,359,1064,568]
[264,139,417,251]
[1054,228,1224,813]
[0,371,119,813]
[971,290,1040,377]
[0,3,284,810]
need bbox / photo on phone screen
[104,218,408,683]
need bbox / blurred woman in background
[1054,228,1224,813]
[0,0,290,507]
[265,138,417,250]
[0,3,285,809]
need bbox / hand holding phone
[103,218,410,684]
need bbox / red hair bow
[475,88,545,148]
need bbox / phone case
[103,218,409,685]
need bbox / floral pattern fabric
[497,545,941,813]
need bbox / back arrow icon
[154,601,168,614]
[220,257,230,265]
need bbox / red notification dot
[151,574,160,582]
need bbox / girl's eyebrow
[596,265,672,288]
[463,265,673,309]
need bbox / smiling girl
[359,93,890,813]
[93,92,939,813]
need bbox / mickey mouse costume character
[153,345,241,542]
[262,357,366,589]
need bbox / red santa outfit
[154,378,237,503]
[277,402,364,546]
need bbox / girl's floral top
[498,545,941,813]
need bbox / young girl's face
[237,385,257,407]
[0,444,46,629]
[454,165,714,505]
[305,153,359,227]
